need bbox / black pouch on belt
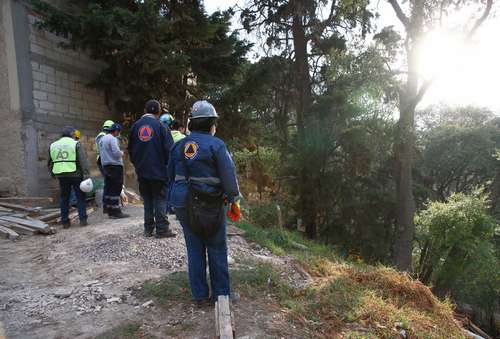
[182,150,224,239]
[186,183,224,239]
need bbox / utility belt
[174,174,221,185]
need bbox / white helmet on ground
[80,178,93,193]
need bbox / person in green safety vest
[170,119,186,143]
[48,126,91,228]
[95,120,114,175]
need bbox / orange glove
[227,200,241,222]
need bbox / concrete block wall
[0,1,124,197]
[0,1,26,196]
[27,10,118,196]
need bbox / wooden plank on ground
[0,202,41,214]
[215,295,233,339]
[0,197,53,207]
[0,216,49,233]
[41,208,59,214]
[0,225,19,240]
[38,210,61,222]
[0,222,36,235]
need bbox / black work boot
[109,210,130,219]
[62,221,71,229]
[155,230,176,239]
[80,219,88,227]
[195,298,212,308]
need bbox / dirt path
[0,205,306,339]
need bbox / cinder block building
[0,0,121,197]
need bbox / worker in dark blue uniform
[169,100,240,304]
[128,99,176,238]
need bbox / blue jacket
[128,114,174,181]
[168,131,240,209]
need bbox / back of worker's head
[188,100,218,135]
[188,117,216,133]
[170,119,183,131]
[62,126,76,138]
[145,99,161,116]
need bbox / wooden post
[297,218,305,232]
[215,295,234,339]
[276,204,283,229]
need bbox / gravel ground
[79,222,187,270]
[0,204,311,338]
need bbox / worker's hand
[227,200,241,222]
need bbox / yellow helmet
[74,129,81,140]
[102,120,114,129]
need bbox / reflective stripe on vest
[174,174,221,185]
[95,132,106,159]
[50,137,78,174]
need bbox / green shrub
[248,202,279,228]
[414,190,499,312]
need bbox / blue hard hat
[160,113,173,125]
[104,123,122,132]
[189,100,218,119]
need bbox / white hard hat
[80,178,93,193]
[189,100,218,119]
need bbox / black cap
[62,125,76,137]
[145,99,161,114]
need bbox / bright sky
[203,0,500,113]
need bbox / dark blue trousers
[175,207,230,300]
[58,177,87,222]
[138,178,170,235]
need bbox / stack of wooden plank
[0,200,61,240]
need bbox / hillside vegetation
[233,221,465,338]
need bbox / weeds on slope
[235,221,466,339]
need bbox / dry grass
[289,261,465,339]
[236,222,467,338]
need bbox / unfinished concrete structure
[0,0,120,197]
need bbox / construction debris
[0,216,50,234]
[0,197,53,205]
[0,202,42,214]
[0,199,95,240]
[124,188,141,204]
[0,225,19,240]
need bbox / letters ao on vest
[50,137,78,174]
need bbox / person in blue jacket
[169,100,240,305]
[128,99,176,238]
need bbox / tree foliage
[32,0,250,115]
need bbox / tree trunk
[291,5,315,238]
[393,112,415,271]
[393,0,423,271]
